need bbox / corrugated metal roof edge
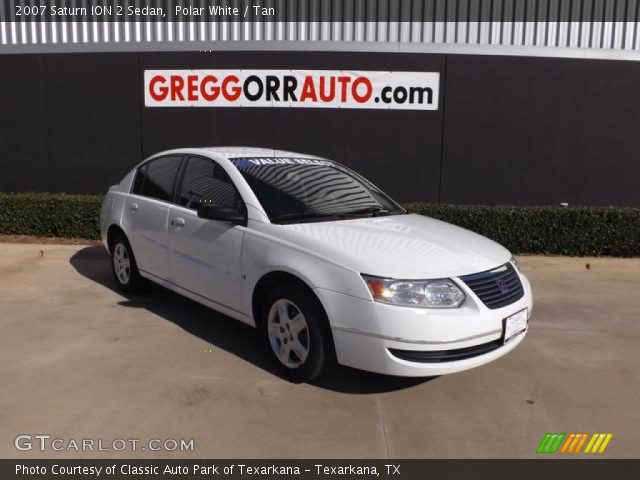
[2,39,640,62]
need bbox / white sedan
[100,147,532,382]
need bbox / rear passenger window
[179,157,243,210]
[132,165,147,194]
[134,156,182,202]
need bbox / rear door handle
[171,217,186,227]
[130,203,139,212]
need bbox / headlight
[509,255,520,271]
[361,275,465,308]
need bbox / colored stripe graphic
[559,433,589,453]
[536,433,566,453]
[584,433,614,454]
[537,433,613,454]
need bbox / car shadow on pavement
[70,246,435,394]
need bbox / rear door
[167,156,246,312]
[123,155,183,281]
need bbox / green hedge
[0,193,102,240]
[0,193,638,256]
[405,203,640,257]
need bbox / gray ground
[0,244,638,459]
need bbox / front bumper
[316,272,532,377]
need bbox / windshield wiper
[271,207,405,224]
[270,212,347,224]
[342,206,401,217]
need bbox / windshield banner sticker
[144,70,440,111]
[232,158,335,169]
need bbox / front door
[168,156,246,312]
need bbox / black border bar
[2,0,639,23]
[4,460,640,480]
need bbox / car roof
[197,146,327,161]
[139,146,336,171]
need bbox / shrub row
[0,193,102,240]
[0,193,638,256]
[405,203,640,257]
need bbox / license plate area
[503,308,528,344]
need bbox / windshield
[232,157,405,224]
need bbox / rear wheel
[261,283,335,383]
[110,233,145,293]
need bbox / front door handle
[171,217,186,228]
[130,203,139,212]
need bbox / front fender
[241,229,371,323]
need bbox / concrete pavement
[0,243,638,458]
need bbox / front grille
[388,340,502,363]
[460,262,524,310]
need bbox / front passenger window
[179,157,243,211]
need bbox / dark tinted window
[136,156,182,202]
[132,165,146,194]
[179,157,243,210]
[232,158,403,222]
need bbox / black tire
[260,283,335,383]
[110,233,146,294]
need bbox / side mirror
[197,204,246,225]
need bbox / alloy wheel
[267,299,310,368]
[113,243,131,285]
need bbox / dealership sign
[144,70,439,110]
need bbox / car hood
[270,214,511,279]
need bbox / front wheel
[261,283,335,383]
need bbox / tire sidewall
[110,234,143,293]
[261,284,332,383]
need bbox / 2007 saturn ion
[100,147,532,382]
